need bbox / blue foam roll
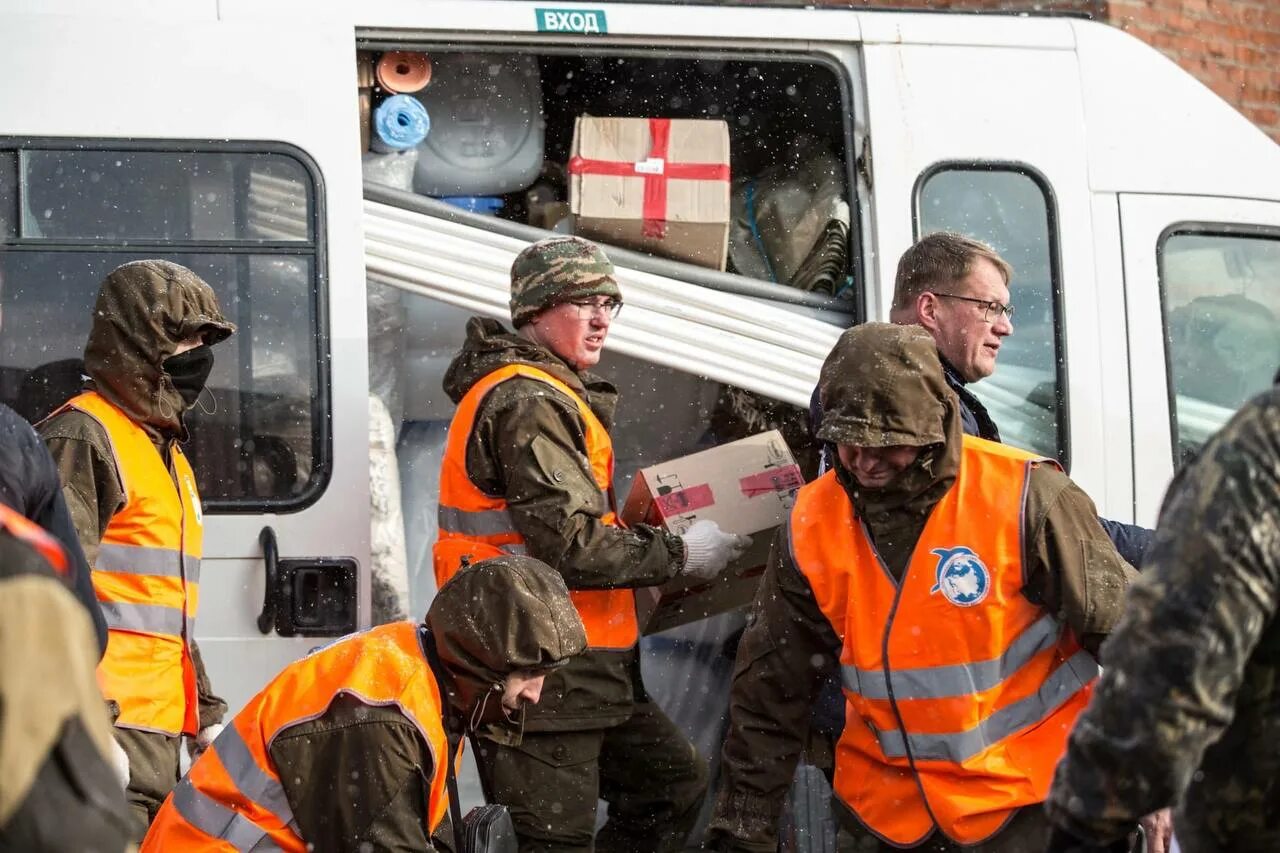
[373,95,430,150]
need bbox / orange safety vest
[62,391,204,736]
[791,436,1098,847]
[0,501,69,577]
[433,363,637,651]
[141,622,451,853]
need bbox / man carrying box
[708,323,1145,852]
[434,235,750,852]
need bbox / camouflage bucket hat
[509,236,621,327]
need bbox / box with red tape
[621,430,801,634]
[568,116,731,270]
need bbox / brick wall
[812,0,1280,144]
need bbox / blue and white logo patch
[929,546,990,607]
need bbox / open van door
[1121,194,1280,525]
[0,10,371,715]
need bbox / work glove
[107,736,130,790]
[187,723,224,761]
[679,519,752,581]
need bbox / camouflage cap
[509,236,621,327]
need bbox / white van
[0,1,1276,726]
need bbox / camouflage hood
[426,555,587,725]
[817,322,962,513]
[84,260,235,437]
[442,316,618,427]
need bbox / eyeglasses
[932,293,1014,322]
[566,298,623,320]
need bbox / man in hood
[708,323,1144,852]
[434,236,747,851]
[141,555,589,852]
[39,260,235,839]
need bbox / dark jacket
[40,260,235,731]
[711,324,1136,852]
[0,527,131,852]
[438,317,685,730]
[1046,384,1280,853]
[0,401,105,656]
[809,350,1153,567]
[266,555,588,852]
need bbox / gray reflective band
[499,543,529,556]
[871,649,1099,763]
[185,554,201,585]
[100,601,184,636]
[96,543,185,578]
[212,724,295,830]
[438,505,519,537]
[170,777,272,851]
[842,614,1062,701]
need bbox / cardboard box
[569,116,731,271]
[621,430,802,635]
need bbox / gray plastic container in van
[412,53,545,197]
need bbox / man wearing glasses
[433,236,748,851]
[812,231,1151,568]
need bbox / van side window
[0,144,326,510]
[916,166,1064,462]
[1159,230,1280,467]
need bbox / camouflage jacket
[441,317,685,730]
[1046,385,1280,852]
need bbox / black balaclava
[162,345,214,409]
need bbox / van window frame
[1156,220,1280,469]
[355,37,865,322]
[910,160,1069,468]
[0,136,333,514]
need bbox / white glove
[187,723,224,761]
[108,736,130,790]
[679,519,752,581]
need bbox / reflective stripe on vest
[0,502,69,576]
[142,623,450,853]
[791,436,1096,847]
[433,363,637,651]
[64,391,203,736]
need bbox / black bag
[461,804,518,853]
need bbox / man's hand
[1138,809,1174,853]
[679,520,752,580]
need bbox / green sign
[535,8,607,34]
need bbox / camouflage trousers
[473,698,708,852]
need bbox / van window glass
[917,167,1062,461]
[0,144,325,510]
[1160,230,1280,466]
[20,150,312,242]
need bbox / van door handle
[257,526,279,634]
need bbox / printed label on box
[654,483,714,517]
[738,465,804,498]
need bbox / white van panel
[1075,21,1280,200]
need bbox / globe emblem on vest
[929,546,990,607]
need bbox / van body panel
[1074,21,1280,199]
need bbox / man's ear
[915,292,941,332]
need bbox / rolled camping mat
[376,51,432,94]
[373,94,430,151]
